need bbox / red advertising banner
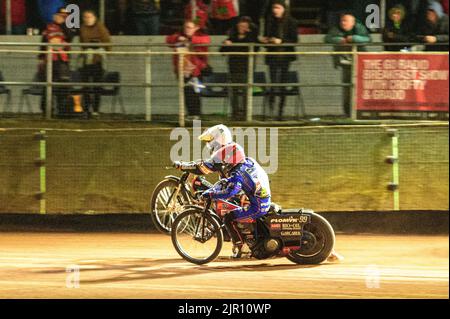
[357,53,449,120]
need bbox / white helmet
[198,124,232,152]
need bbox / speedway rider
[174,124,344,262]
[173,124,271,258]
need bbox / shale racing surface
[0,233,447,299]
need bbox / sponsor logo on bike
[270,215,309,224]
[281,231,302,236]
[271,217,298,223]
[282,223,301,230]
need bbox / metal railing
[0,41,448,125]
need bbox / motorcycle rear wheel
[150,179,191,235]
[286,213,335,265]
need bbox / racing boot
[327,250,344,263]
[231,241,244,259]
[224,213,246,259]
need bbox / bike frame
[163,172,196,207]
[193,198,248,242]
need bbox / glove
[200,191,211,201]
[173,161,182,170]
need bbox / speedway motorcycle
[171,181,336,265]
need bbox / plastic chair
[19,73,45,113]
[265,71,306,120]
[201,72,230,116]
[100,71,125,114]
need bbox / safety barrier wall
[0,123,448,214]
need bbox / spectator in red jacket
[39,8,77,66]
[38,34,72,116]
[166,20,211,119]
[184,0,209,31]
[209,0,240,35]
[0,0,26,35]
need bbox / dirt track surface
[0,233,448,299]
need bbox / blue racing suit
[203,157,271,221]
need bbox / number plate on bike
[266,214,310,240]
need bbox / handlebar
[166,161,182,170]
[165,163,192,183]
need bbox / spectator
[166,20,211,120]
[261,0,298,121]
[40,8,77,47]
[383,4,413,51]
[38,35,71,115]
[39,9,74,68]
[0,0,27,35]
[325,13,371,65]
[184,0,209,31]
[325,13,372,48]
[209,0,240,35]
[79,10,112,116]
[220,16,259,121]
[38,8,77,115]
[325,13,371,117]
[418,1,449,51]
[409,0,442,28]
[129,0,160,35]
[37,0,66,26]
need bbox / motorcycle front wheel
[171,208,223,265]
[286,212,335,265]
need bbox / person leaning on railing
[260,0,298,121]
[325,12,371,117]
[79,9,112,117]
[324,12,371,56]
[417,1,449,52]
[220,16,259,121]
[383,4,414,52]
